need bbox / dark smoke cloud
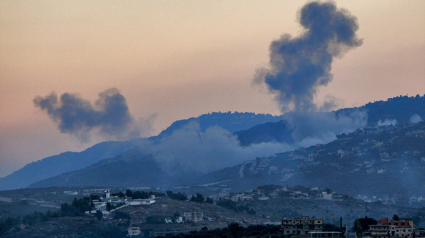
[34,88,151,141]
[255,1,362,112]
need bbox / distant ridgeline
[236,95,425,146]
[155,111,285,139]
[0,112,285,190]
[0,95,424,191]
[337,94,425,125]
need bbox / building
[364,218,414,238]
[183,212,203,222]
[379,218,414,237]
[281,216,324,237]
[368,224,390,237]
[128,227,141,236]
[414,229,425,238]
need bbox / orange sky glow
[0,0,424,177]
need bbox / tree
[355,217,377,231]
[106,202,112,211]
[173,212,181,218]
[354,219,362,232]
[228,223,243,238]
[190,193,205,203]
[166,190,187,200]
[125,189,133,198]
[95,210,103,221]
[393,214,400,221]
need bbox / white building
[128,227,141,236]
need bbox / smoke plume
[377,119,398,127]
[136,122,294,175]
[410,114,423,124]
[133,111,367,175]
[255,1,362,112]
[33,88,150,141]
[285,110,367,143]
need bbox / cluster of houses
[364,218,425,238]
[280,216,425,238]
[164,212,204,224]
[354,194,425,205]
[86,190,155,215]
[208,186,344,203]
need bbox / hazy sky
[1,0,424,177]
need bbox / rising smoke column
[255,1,363,112]
[34,88,144,140]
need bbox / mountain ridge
[1,94,424,191]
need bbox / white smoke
[377,119,398,127]
[135,110,367,175]
[410,114,423,124]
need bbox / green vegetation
[146,215,165,224]
[354,216,378,232]
[0,217,21,236]
[216,199,256,214]
[126,189,164,199]
[166,190,187,200]
[190,193,205,203]
[257,185,282,195]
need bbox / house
[128,227,141,236]
[219,191,230,199]
[281,216,324,237]
[414,229,425,238]
[240,195,253,201]
[64,191,78,195]
[127,198,155,206]
[322,192,332,200]
[231,195,240,202]
[175,216,184,224]
[365,218,414,238]
[258,196,270,201]
[183,212,203,222]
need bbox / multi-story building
[365,218,414,238]
[380,218,414,237]
[281,216,324,237]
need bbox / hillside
[0,140,141,191]
[197,121,425,198]
[30,120,425,200]
[0,112,284,191]
[235,95,425,146]
[2,95,424,191]
[156,111,285,138]
[29,148,169,188]
[2,186,425,237]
